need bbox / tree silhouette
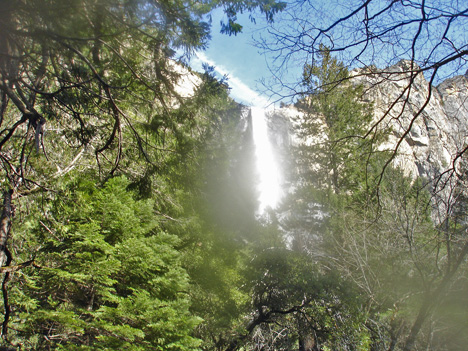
[258,0,468,185]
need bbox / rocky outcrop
[352,60,468,182]
[265,60,468,189]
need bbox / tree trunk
[0,190,13,268]
[402,296,431,351]
[0,190,13,341]
[402,242,468,351]
[299,333,316,351]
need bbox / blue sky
[187,9,291,211]
[187,1,468,107]
[188,8,301,107]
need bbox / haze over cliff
[263,60,468,198]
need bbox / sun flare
[251,106,282,213]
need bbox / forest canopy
[0,0,467,350]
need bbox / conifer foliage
[10,176,200,350]
[295,46,378,195]
[0,0,285,349]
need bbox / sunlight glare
[251,106,282,213]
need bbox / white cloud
[192,52,270,107]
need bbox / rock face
[353,60,468,183]
[264,60,468,189]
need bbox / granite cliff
[263,61,468,195]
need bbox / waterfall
[251,106,282,213]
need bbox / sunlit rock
[270,62,468,185]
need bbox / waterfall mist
[251,106,282,213]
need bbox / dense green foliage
[11,176,200,350]
[0,0,286,189]
[0,0,283,349]
[0,1,467,351]
[295,46,384,196]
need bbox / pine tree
[8,175,200,350]
[295,46,377,195]
[0,1,286,346]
